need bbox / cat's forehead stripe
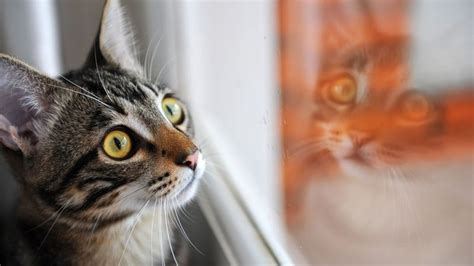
[124,115,154,142]
[139,83,159,97]
[110,101,127,115]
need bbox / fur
[0,0,205,265]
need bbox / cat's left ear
[84,0,143,77]
[0,55,62,155]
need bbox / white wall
[0,0,61,76]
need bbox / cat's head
[288,40,473,177]
[0,0,205,226]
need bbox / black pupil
[166,105,174,116]
[113,137,122,150]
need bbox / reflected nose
[178,151,199,170]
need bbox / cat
[280,0,473,264]
[0,0,205,265]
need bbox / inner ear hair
[84,0,143,77]
[0,54,64,155]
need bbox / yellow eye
[162,97,185,125]
[328,76,357,104]
[102,130,133,159]
[401,93,432,121]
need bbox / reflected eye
[162,97,185,125]
[327,75,357,104]
[102,130,133,160]
[400,93,432,121]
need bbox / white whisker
[154,57,175,85]
[87,213,102,249]
[57,73,102,100]
[164,200,178,265]
[289,138,325,151]
[172,198,202,254]
[38,200,71,250]
[149,32,166,81]
[394,167,425,245]
[289,142,327,159]
[144,30,161,81]
[159,199,166,266]
[151,198,158,266]
[118,200,150,266]
[94,48,114,103]
[46,83,113,110]
[26,200,70,233]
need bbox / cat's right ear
[0,54,61,155]
[84,0,143,77]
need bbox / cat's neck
[18,196,171,266]
[296,158,473,264]
[86,209,171,266]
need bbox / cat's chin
[338,156,386,179]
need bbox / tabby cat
[280,0,473,264]
[0,0,205,265]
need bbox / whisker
[118,200,150,266]
[151,198,158,266]
[393,167,425,244]
[391,168,413,236]
[94,48,114,103]
[149,31,167,81]
[197,138,211,148]
[172,198,203,255]
[159,199,166,266]
[289,142,327,159]
[46,83,113,110]
[164,200,178,265]
[144,29,162,81]
[110,184,148,207]
[37,200,71,251]
[25,200,71,233]
[57,73,101,100]
[87,213,102,249]
[175,201,193,222]
[204,160,227,173]
[154,57,175,85]
[289,138,325,151]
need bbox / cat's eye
[327,75,357,104]
[400,93,432,121]
[102,130,133,160]
[162,97,185,125]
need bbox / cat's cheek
[115,185,151,210]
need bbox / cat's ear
[0,54,61,155]
[84,0,143,77]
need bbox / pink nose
[181,151,199,170]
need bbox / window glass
[0,0,472,264]
[279,0,473,264]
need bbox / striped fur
[0,0,205,265]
